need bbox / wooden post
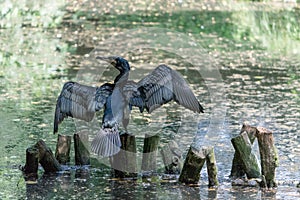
[21,146,39,181]
[230,123,257,178]
[231,132,261,179]
[240,123,257,143]
[141,134,160,172]
[55,134,72,164]
[204,147,219,187]
[111,133,137,178]
[74,131,90,165]
[179,146,206,184]
[255,127,278,188]
[34,140,62,173]
[230,153,246,178]
[160,141,182,174]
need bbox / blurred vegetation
[0,0,65,28]
[0,0,68,105]
[60,0,300,57]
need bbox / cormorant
[54,56,204,157]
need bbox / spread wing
[129,65,204,113]
[53,81,114,133]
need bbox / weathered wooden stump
[240,123,257,143]
[230,123,258,178]
[231,124,278,188]
[255,127,278,188]
[179,146,206,184]
[111,133,137,178]
[230,153,246,178]
[204,146,219,187]
[179,146,219,186]
[55,134,72,164]
[74,131,90,165]
[160,141,182,174]
[141,134,160,172]
[35,140,62,173]
[21,146,39,181]
[231,132,261,179]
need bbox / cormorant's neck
[114,70,130,84]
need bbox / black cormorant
[54,56,204,157]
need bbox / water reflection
[26,169,290,200]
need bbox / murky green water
[1,0,300,199]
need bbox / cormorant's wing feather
[53,81,113,133]
[91,128,121,157]
[170,69,204,113]
[133,65,203,113]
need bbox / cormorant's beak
[96,56,117,67]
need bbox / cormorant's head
[96,56,130,72]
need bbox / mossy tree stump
[231,132,261,179]
[20,140,62,180]
[21,146,39,181]
[160,141,182,174]
[55,134,72,164]
[231,124,278,188]
[204,146,219,187]
[179,146,206,184]
[230,123,258,178]
[111,133,137,178]
[255,127,278,188]
[35,140,62,173]
[141,134,160,172]
[179,146,219,186]
[74,131,90,165]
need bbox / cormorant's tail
[91,128,121,157]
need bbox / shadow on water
[1,0,300,199]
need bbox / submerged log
[111,133,137,178]
[231,132,261,179]
[179,146,206,184]
[22,146,39,181]
[74,131,90,165]
[35,140,62,173]
[141,134,160,172]
[255,127,278,188]
[160,141,182,174]
[55,134,72,164]
[204,147,219,187]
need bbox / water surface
[1,0,300,199]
